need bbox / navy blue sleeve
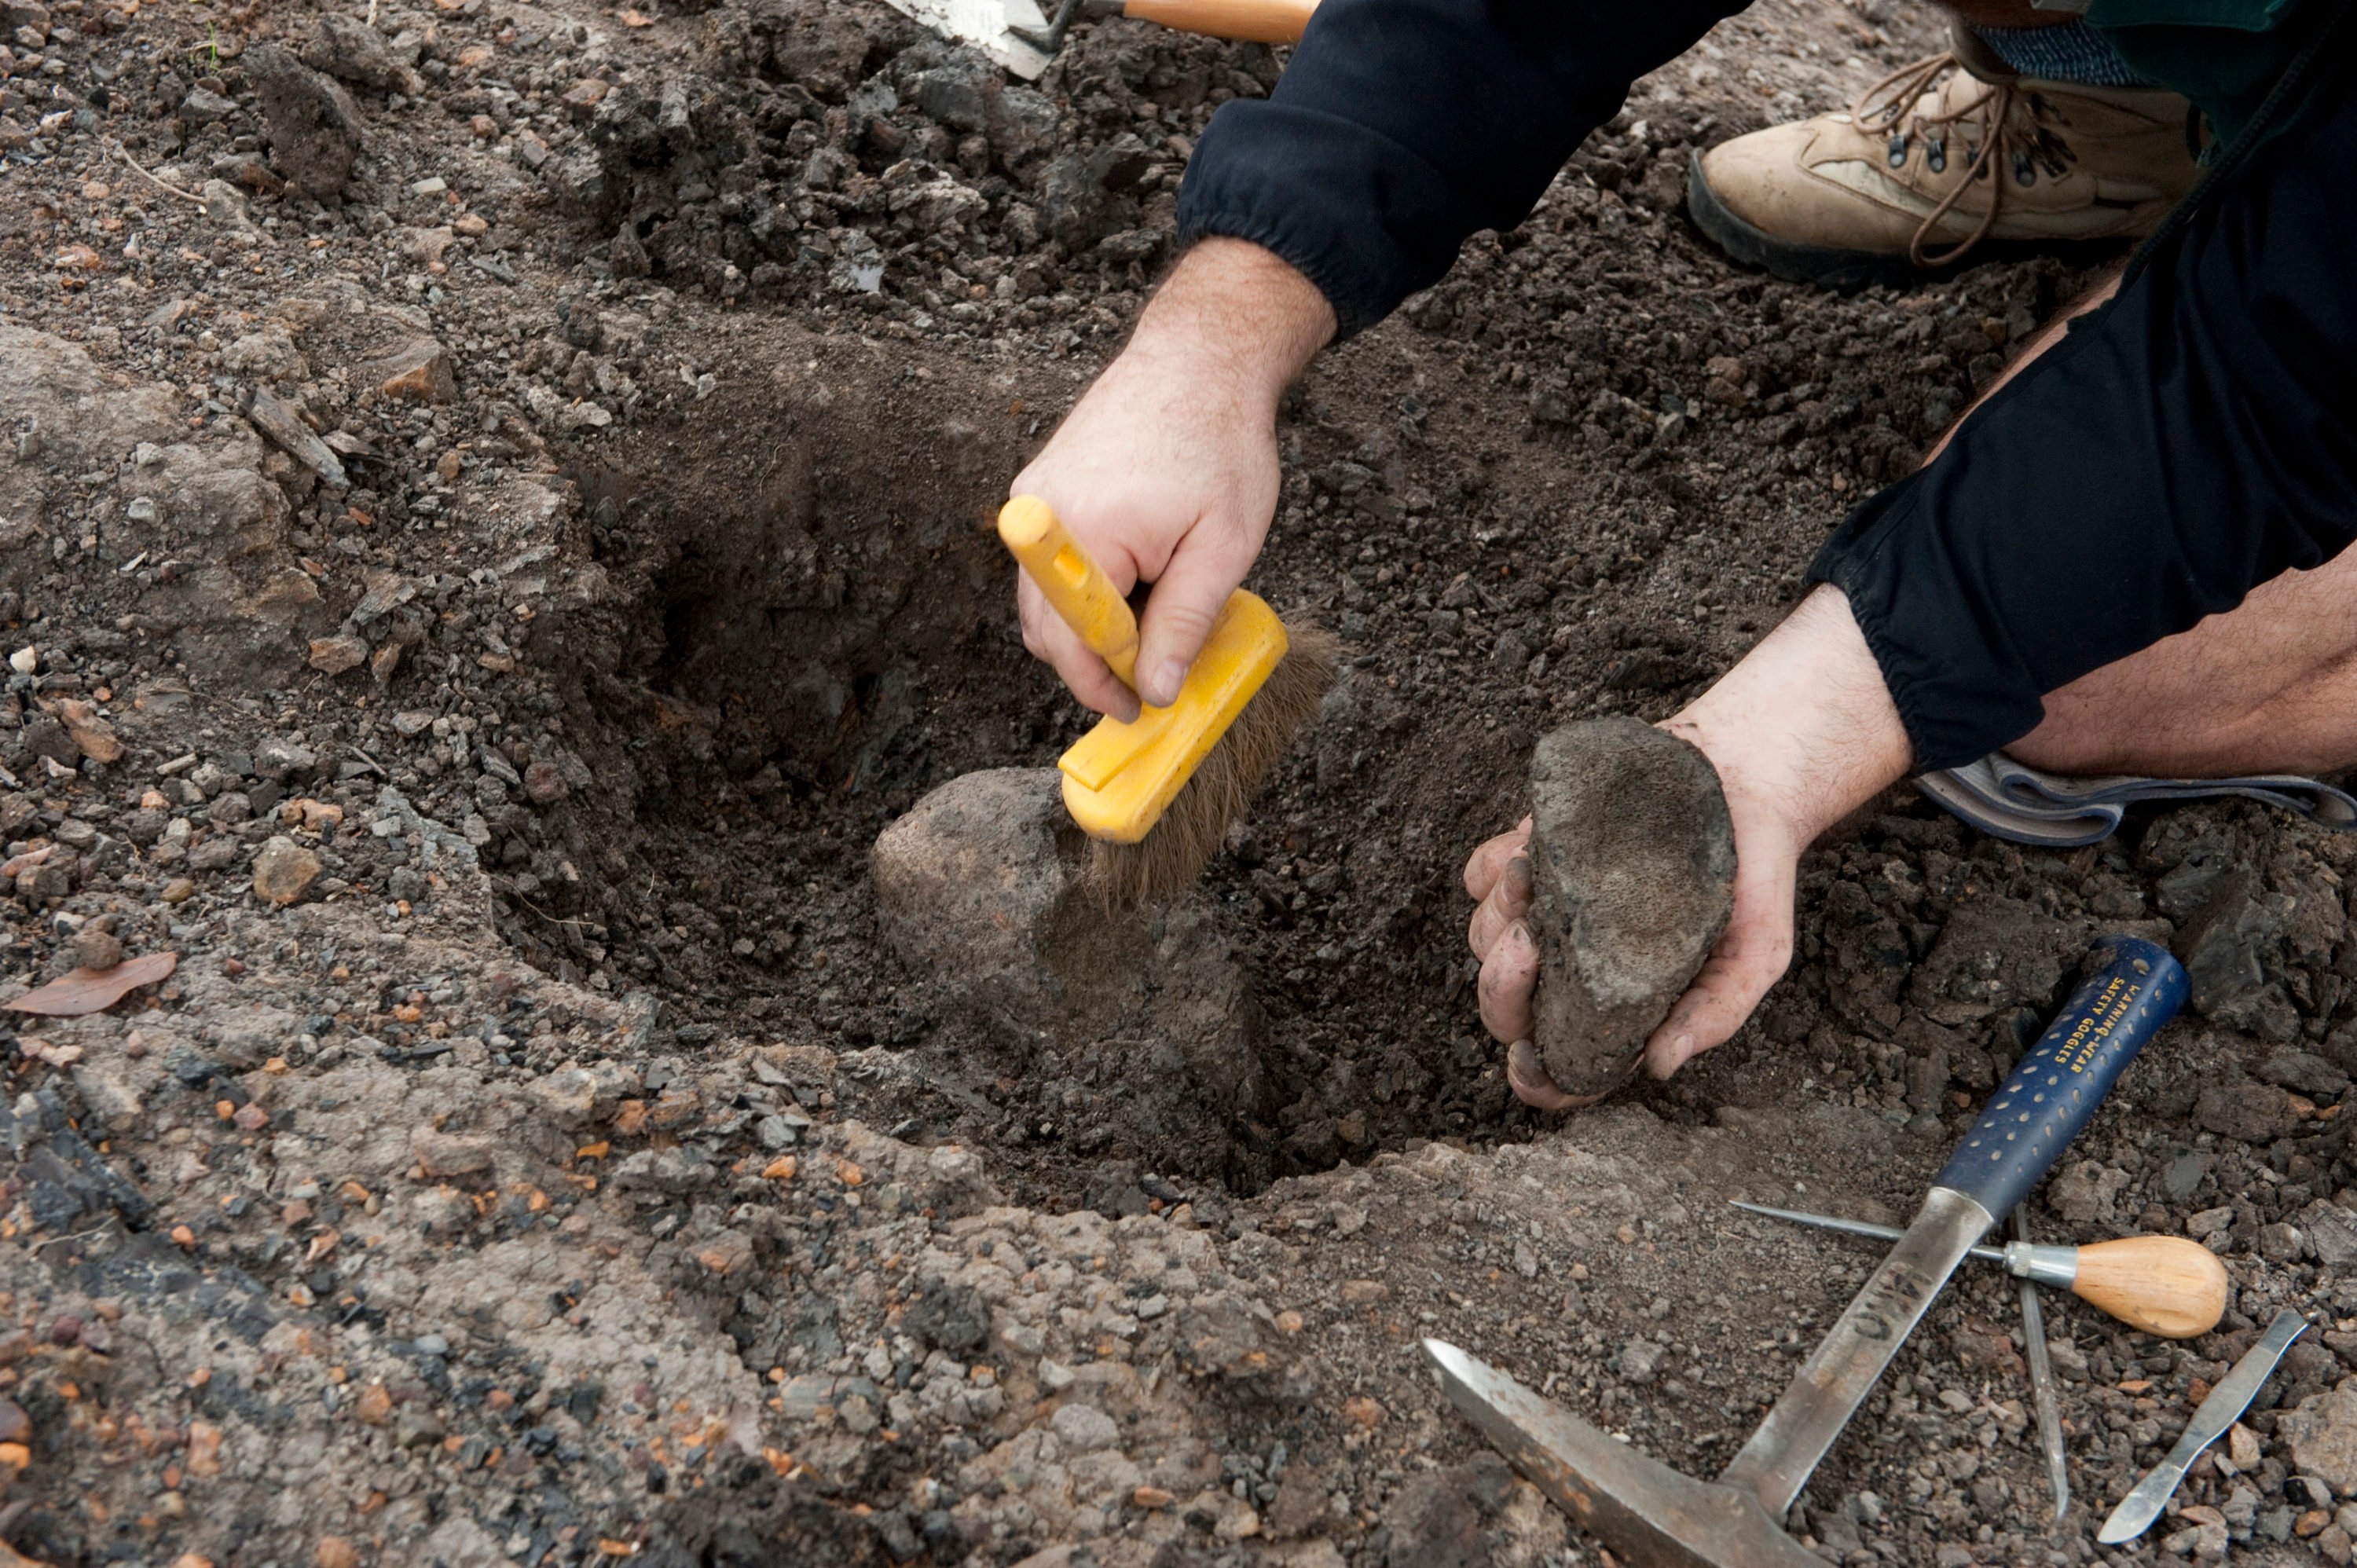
[1174,0,1745,338]
[1809,37,2357,771]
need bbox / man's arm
[1017,0,1744,710]
[1178,0,1748,337]
[1812,42,2357,771]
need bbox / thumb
[1133,522,1253,708]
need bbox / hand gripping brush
[999,496,1336,907]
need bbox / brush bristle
[1081,621,1341,908]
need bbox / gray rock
[181,86,238,123]
[1907,894,2081,1024]
[1047,1401,1117,1453]
[2048,1160,2129,1225]
[911,64,992,133]
[987,84,1058,168]
[871,769,1079,1020]
[2181,869,2299,1042]
[1615,1337,1665,1385]
[2194,1081,2297,1145]
[871,769,1270,1176]
[2164,1151,2212,1203]
[2282,1379,2357,1494]
[2304,1202,2357,1269]
[302,13,423,94]
[1525,719,1733,1099]
[246,42,365,200]
[1378,1452,1563,1568]
[2262,1050,2349,1101]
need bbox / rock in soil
[2282,1377,2357,1494]
[245,42,366,200]
[873,769,1270,1178]
[1526,718,1734,1098]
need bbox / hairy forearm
[1122,238,1336,415]
[1666,586,1914,848]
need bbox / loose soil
[4,0,2355,1564]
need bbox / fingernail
[1146,658,1186,707]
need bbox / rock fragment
[1524,718,1733,1099]
[240,387,348,489]
[302,13,423,95]
[56,698,123,763]
[2195,1081,2297,1145]
[2180,868,2299,1041]
[251,837,323,905]
[412,1129,495,1177]
[871,768,1075,1017]
[2284,1379,2357,1494]
[308,635,368,674]
[371,338,457,402]
[245,42,366,200]
[871,768,1270,1176]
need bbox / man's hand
[1011,239,1336,718]
[1467,587,1913,1105]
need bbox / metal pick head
[1422,1340,1824,1568]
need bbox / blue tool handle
[1931,936,2188,1223]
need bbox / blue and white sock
[1969,20,2155,88]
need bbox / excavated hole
[492,332,1553,1207]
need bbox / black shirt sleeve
[1175,0,1744,338]
[1809,38,2357,772]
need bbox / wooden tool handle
[997,496,1140,689]
[2073,1236,2231,1339]
[1123,0,1317,43]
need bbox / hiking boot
[1687,27,2201,287]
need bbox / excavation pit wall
[508,336,1314,1200]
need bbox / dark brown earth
[5,0,2357,1564]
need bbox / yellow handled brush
[999,496,1336,904]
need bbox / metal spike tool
[2013,1203,2069,1522]
[1727,1203,2230,1339]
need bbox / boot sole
[1683,149,2135,290]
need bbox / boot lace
[1852,52,2070,268]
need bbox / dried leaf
[620,7,654,23]
[5,951,178,1017]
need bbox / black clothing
[1813,20,2356,767]
[1177,0,1742,339]
[1174,0,2355,768]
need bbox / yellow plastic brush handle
[997,497,1140,690]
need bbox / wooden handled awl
[1014,0,1316,57]
[1732,1201,2231,1339]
